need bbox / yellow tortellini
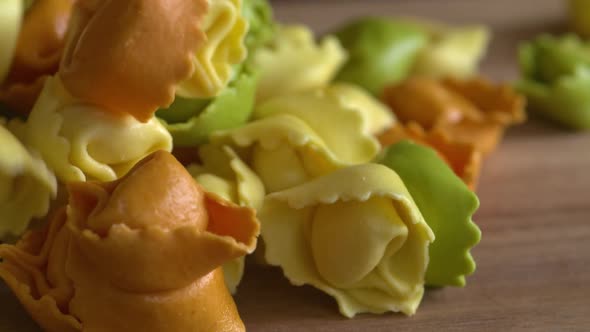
[259,163,435,317]
[252,25,348,103]
[0,0,22,81]
[177,0,248,98]
[411,21,490,78]
[0,118,56,239]
[187,144,265,293]
[324,83,395,135]
[23,76,172,183]
[208,90,380,193]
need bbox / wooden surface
[2,1,590,331]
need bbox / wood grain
[1,1,589,331]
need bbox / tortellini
[187,144,265,293]
[259,163,435,317]
[0,0,22,82]
[251,25,347,102]
[517,34,590,130]
[0,119,56,239]
[207,90,380,193]
[59,0,206,122]
[382,77,526,155]
[23,76,172,183]
[409,20,490,78]
[177,0,248,99]
[380,141,481,286]
[0,151,259,332]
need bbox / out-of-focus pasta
[251,25,347,103]
[0,0,76,115]
[0,118,56,240]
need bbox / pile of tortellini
[0,0,543,330]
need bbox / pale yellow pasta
[324,83,396,135]
[0,0,22,82]
[187,145,265,293]
[411,22,490,78]
[209,91,380,193]
[252,25,347,103]
[0,118,56,239]
[259,164,435,317]
[24,76,172,182]
[177,0,248,98]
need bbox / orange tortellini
[0,151,259,332]
[382,77,526,155]
[59,0,207,121]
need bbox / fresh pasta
[188,145,265,293]
[177,0,248,99]
[251,25,347,102]
[24,76,172,182]
[207,90,380,193]
[0,151,259,332]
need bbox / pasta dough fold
[252,25,347,102]
[177,0,248,99]
[0,151,259,332]
[59,0,207,121]
[24,77,172,182]
[207,90,380,193]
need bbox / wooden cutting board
[1,1,589,331]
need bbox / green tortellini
[380,141,481,287]
[187,144,265,294]
[158,67,259,146]
[333,17,428,95]
[23,77,172,183]
[251,25,347,102]
[259,163,434,317]
[409,20,490,78]
[0,118,56,240]
[177,0,248,99]
[0,0,23,82]
[517,34,590,130]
